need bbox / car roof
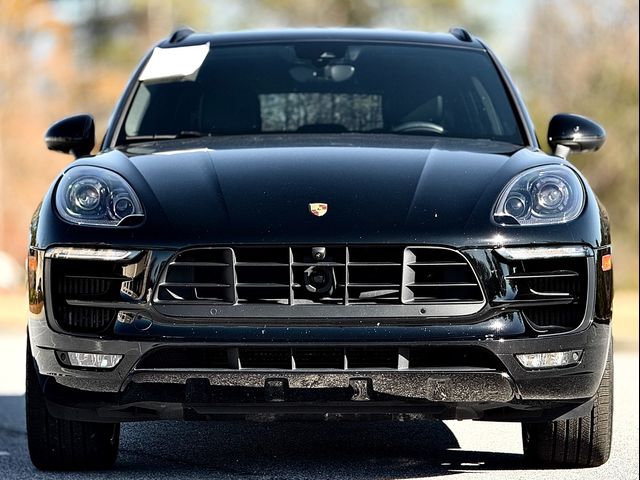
[157,27,486,50]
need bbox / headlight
[493,166,585,225]
[55,166,144,226]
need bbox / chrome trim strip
[495,246,592,261]
[45,247,142,262]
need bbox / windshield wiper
[124,131,213,145]
[174,130,213,138]
[123,134,174,145]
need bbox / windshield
[122,42,524,145]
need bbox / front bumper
[27,243,613,423]
[30,319,611,423]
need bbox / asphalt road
[0,332,637,480]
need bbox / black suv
[27,27,613,470]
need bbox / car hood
[63,136,569,246]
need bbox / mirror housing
[547,113,606,159]
[45,114,95,158]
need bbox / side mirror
[547,113,606,159]
[44,114,95,158]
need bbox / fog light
[516,350,583,369]
[65,352,123,369]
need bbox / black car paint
[28,28,613,423]
[30,136,609,249]
[548,113,607,153]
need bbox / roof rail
[449,27,472,42]
[168,27,196,44]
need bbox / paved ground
[0,332,637,480]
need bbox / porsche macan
[26,27,613,470]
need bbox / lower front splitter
[126,369,515,403]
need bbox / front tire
[522,343,613,468]
[26,338,120,470]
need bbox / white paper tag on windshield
[139,42,210,82]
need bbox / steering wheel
[391,121,445,135]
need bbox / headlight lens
[55,166,144,226]
[494,166,585,225]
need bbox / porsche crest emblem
[309,203,328,217]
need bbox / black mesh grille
[346,347,398,369]
[293,347,344,369]
[503,256,588,332]
[57,305,116,333]
[49,255,147,334]
[522,305,586,330]
[138,347,228,369]
[134,345,504,371]
[409,346,503,369]
[239,347,292,369]
[156,246,483,306]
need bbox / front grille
[137,347,229,369]
[293,347,344,369]
[155,246,483,306]
[49,255,147,333]
[522,305,586,329]
[56,305,116,332]
[501,256,589,332]
[347,347,398,369]
[136,345,503,371]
